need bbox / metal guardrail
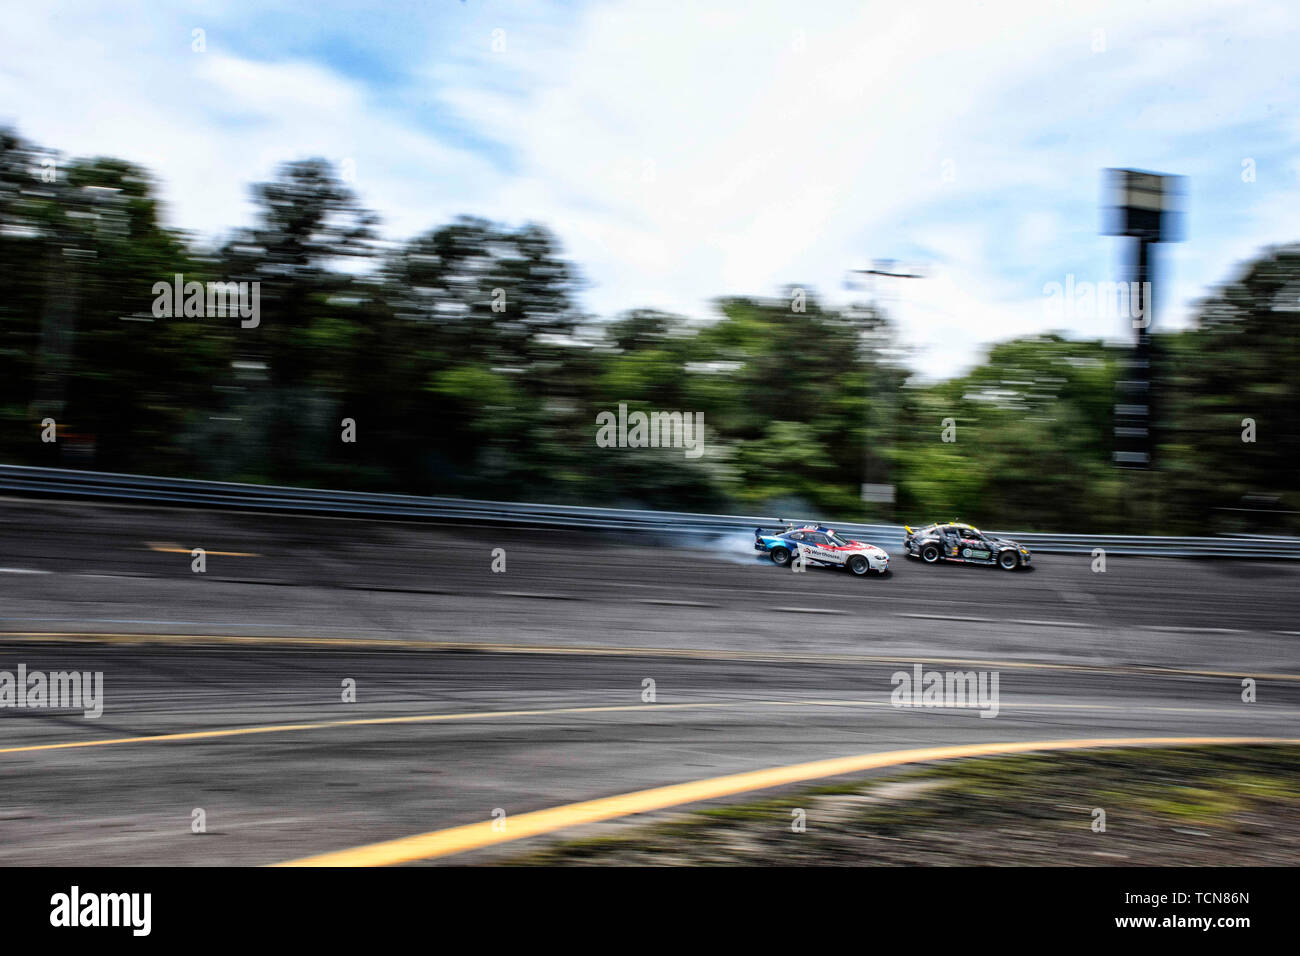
[2,463,1298,559]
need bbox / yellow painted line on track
[145,543,260,557]
[2,631,1298,682]
[0,701,751,755]
[7,697,1300,754]
[0,697,1063,755]
[4,698,1299,757]
[276,736,1300,866]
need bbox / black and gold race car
[903,522,1030,570]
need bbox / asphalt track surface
[1,496,1297,865]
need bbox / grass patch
[507,745,1300,866]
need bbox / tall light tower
[1103,169,1184,471]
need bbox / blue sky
[4,0,1298,374]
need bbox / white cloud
[3,0,1299,371]
[432,0,1300,366]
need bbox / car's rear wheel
[999,549,1020,570]
[920,544,940,564]
[769,546,791,567]
[848,555,869,576]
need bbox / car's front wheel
[848,555,869,576]
[998,549,1020,570]
[920,544,940,564]
[769,546,791,567]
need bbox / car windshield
[826,532,850,546]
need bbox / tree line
[2,127,1296,533]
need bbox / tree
[893,335,1119,530]
[683,292,904,515]
[1160,245,1300,533]
[216,159,380,481]
[381,217,593,497]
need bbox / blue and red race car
[754,523,890,576]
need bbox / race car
[753,523,890,576]
[902,521,1030,570]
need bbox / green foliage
[2,124,1297,533]
[1158,245,1300,532]
[895,335,1122,530]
